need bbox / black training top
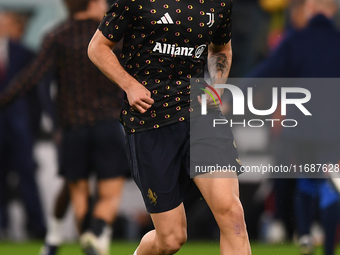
[99,0,232,133]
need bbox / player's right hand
[125,83,154,114]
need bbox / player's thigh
[151,203,187,243]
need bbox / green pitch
[0,241,336,255]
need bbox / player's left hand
[197,86,224,110]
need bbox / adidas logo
[157,12,174,24]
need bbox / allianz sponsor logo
[152,42,207,58]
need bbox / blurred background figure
[246,0,310,245]
[288,0,309,30]
[249,0,340,255]
[0,10,46,240]
[0,1,129,255]
[230,0,270,78]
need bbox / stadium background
[1,0,340,254]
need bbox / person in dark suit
[249,0,340,254]
[0,11,46,239]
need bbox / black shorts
[59,119,129,181]
[125,111,240,213]
[190,111,241,177]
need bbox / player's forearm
[88,39,139,93]
[208,43,232,85]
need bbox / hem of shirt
[123,117,189,134]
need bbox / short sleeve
[98,0,136,42]
[211,1,232,45]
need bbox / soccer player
[0,1,129,254]
[88,1,252,254]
